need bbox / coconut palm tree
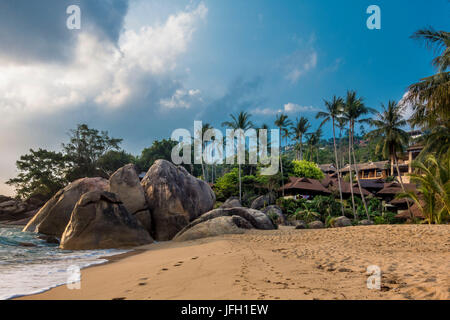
[368,101,412,218]
[397,155,450,224]
[406,27,449,128]
[316,96,345,215]
[222,111,254,202]
[305,128,322,163]
[275,113,292,197]
[292,117,310,160]
[342,91,372,220]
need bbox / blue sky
[0,0,448,195]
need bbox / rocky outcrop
[175,206,275,240]
[141,160,215,240]
[173,216,252,242]
[250,193,276,210]
[221,197,242,208]
[23,177,109,237]
[0,196,41,225]
[308,221,324,229]
[261,205,286,225]
[109,164,152,233]
[295,221,307,229]
[60,191,152,250]
[359,219,374,226]
[332,216,352,228]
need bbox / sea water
[0,225,128,300]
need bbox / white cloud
[252,102,319,116]
[0,3,208,113]
[284,51,318,84]
[159,88,202,109]
[0,3,208,196]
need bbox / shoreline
[16,225,450,300]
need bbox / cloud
[283,50,318,84]
[0,0,129,63]
[252,103,319,116]
[0,2,208,196]
[160,89,202,110]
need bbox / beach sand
[18,225,449,300]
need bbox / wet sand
[18,225,449,300]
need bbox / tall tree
[342,91,372,220]
[275,113,292,197]
[222,111,254,202]
[405,28,449,128]
[368,101,412,218]
[6,149,68,200]
[316,96,345,215]
[63,124,122,181]
[291,117,310,161]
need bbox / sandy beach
[18,225,449,300]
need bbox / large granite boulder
[359,219,374,226]
[23,177,109,236]
[0,196,41,225]
[332,216,352,228]
[141,160,215,240]
[173,215,252,242]
[60,191,152,250]
[250,193,276,210]
[109,164,152,233]
[308,221,324,229]
[177,207,275,235]
[261,205,286,225]
[221,197,242,208]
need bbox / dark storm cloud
[197,76,266,128]
[0,0,129,63]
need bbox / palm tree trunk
[332,119,345,216]
[394,154,413,219]
[300,135,303,160]
[348,127,357,218]
[351,126,370,220]
[280,128,285,197]
[238,163,242,203]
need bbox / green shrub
[291,160,324,180]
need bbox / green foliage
[373,212,398,225]
[397,154,450,224]
[6,148,68,200]
[214,168,240,201]
[136,139,177,172]
[97,150,136,176]
[63,124,122,181]
[277,198,307,215]
[291,160,324,180]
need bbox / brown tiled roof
[338,182,372,196]
[395,203,424,219]
[377,182,417,195]
[339,161,389,173]
[280,177,331,194]
[358,179,385,191]
[406,144,424,152]
[318,164,337,173]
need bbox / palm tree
[368,101,412,218]
[342,91,372,220]
[316,96,345,216]
[292,117,310,160]
[222,111,254,202]
[275,113,293,197]
[406,28,449,128]
[195,123,213,182]
[397,155,449,224]
[305,128,322,163]
[336,116,347,169]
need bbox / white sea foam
[0,226,129,300]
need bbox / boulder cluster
[18,160,277,250]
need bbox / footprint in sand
[138,282,147,286]
[112,297,126,300]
